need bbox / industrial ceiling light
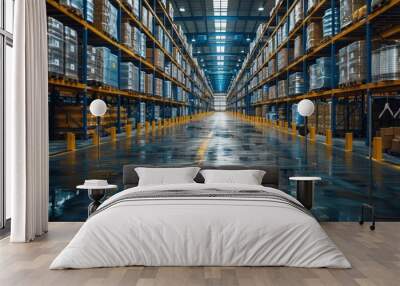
[192,38,196,42]
[179,7,185,12]
[246,37,251,42]
[241,50,245,53]
[258,7,264,11]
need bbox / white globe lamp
[297,99,315,117]
[89,99,107,117]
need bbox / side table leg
[297,181,314,210]
[87,189,106,216]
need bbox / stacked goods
[48,17,64,76]
[294,1,303,25]
[277,48,289,71]
[97,47,118,87]
[155,78,163,96]
[292,104,305,126]
[352,2,367,21]
[140,71,145,93]
[340,0,363,29]
[154,49,164,70]
[140,33,146,58]
[142,7,148,30]
[309,57,336,90]
[164,81,172,99]
[322,8,340,37]
[306,22,322,51]
[262,85,269,100]
[307,0,318,13]
[145,73,153,94]
[155,25,164,45]
[269,85,276,99]
[338,46,348,85]
[165,37,172,54]
[110,107,127,126]
[133,0,139,18]
[373,43,400,81]
[55,105,97,131]
[294,35,303,59]
[268,58,276,75]
[317,102,332,135]
[167,2,174,19]
[278,80,287,98]
[348,40,366,83]
[64,26,79,81]
[372,49,380,82]
[60,0,83,16]
[288,72,305,96]
[87,45,99,83]
[93,0,119,40]
[165,62,171,76]
[87,0,94,23]
[120,62,136,91]
[289,1,303,32]
[121,21,133,49]
[340,0,352,28]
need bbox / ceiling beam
[193,42,250,47]
[185,32,256,37]
[174,16,268,21]
[195,52,245,57]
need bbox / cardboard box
[391,138,400,153]
[394,127,400,137]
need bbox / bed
[50,165,351,269]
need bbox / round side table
[77,184,117,216]
[289,177,321,210]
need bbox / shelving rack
[47,0,213,139]
[227,0,400,145]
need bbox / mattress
[50,183,351,269]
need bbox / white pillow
[200,169,266,185]
[135,167,200,186]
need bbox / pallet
[63,76,79,84]
[339,81,365,88]
[49,72,64,80]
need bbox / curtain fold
[9,0,49,242]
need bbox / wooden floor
[0,222,399,286]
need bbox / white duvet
[50,183,351,269]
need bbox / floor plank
[0,222,399,286]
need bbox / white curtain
[7,0,49,242]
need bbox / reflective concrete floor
[49,112,400,221]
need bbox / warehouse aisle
[50,112,400,222]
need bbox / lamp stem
[304,116,308,164]
[97,116,100,166]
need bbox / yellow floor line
[196,131,214,163]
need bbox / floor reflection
[49,112,400,222]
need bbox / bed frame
[122,165,280,189]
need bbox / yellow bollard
[108,127,117,141]
[126,124,132,137]
[145,121,150,132]
[159,120,163,129]
[66,132,76,151]
[292,123,297,135]
[345,132,353,152]
[325,129,332,146]
[309,127,316,142]
[136,123,142,134]
[372,137,383,161]
[152,120,156,130]
[92,132,100,145]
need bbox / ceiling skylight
[216,46,225,53]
